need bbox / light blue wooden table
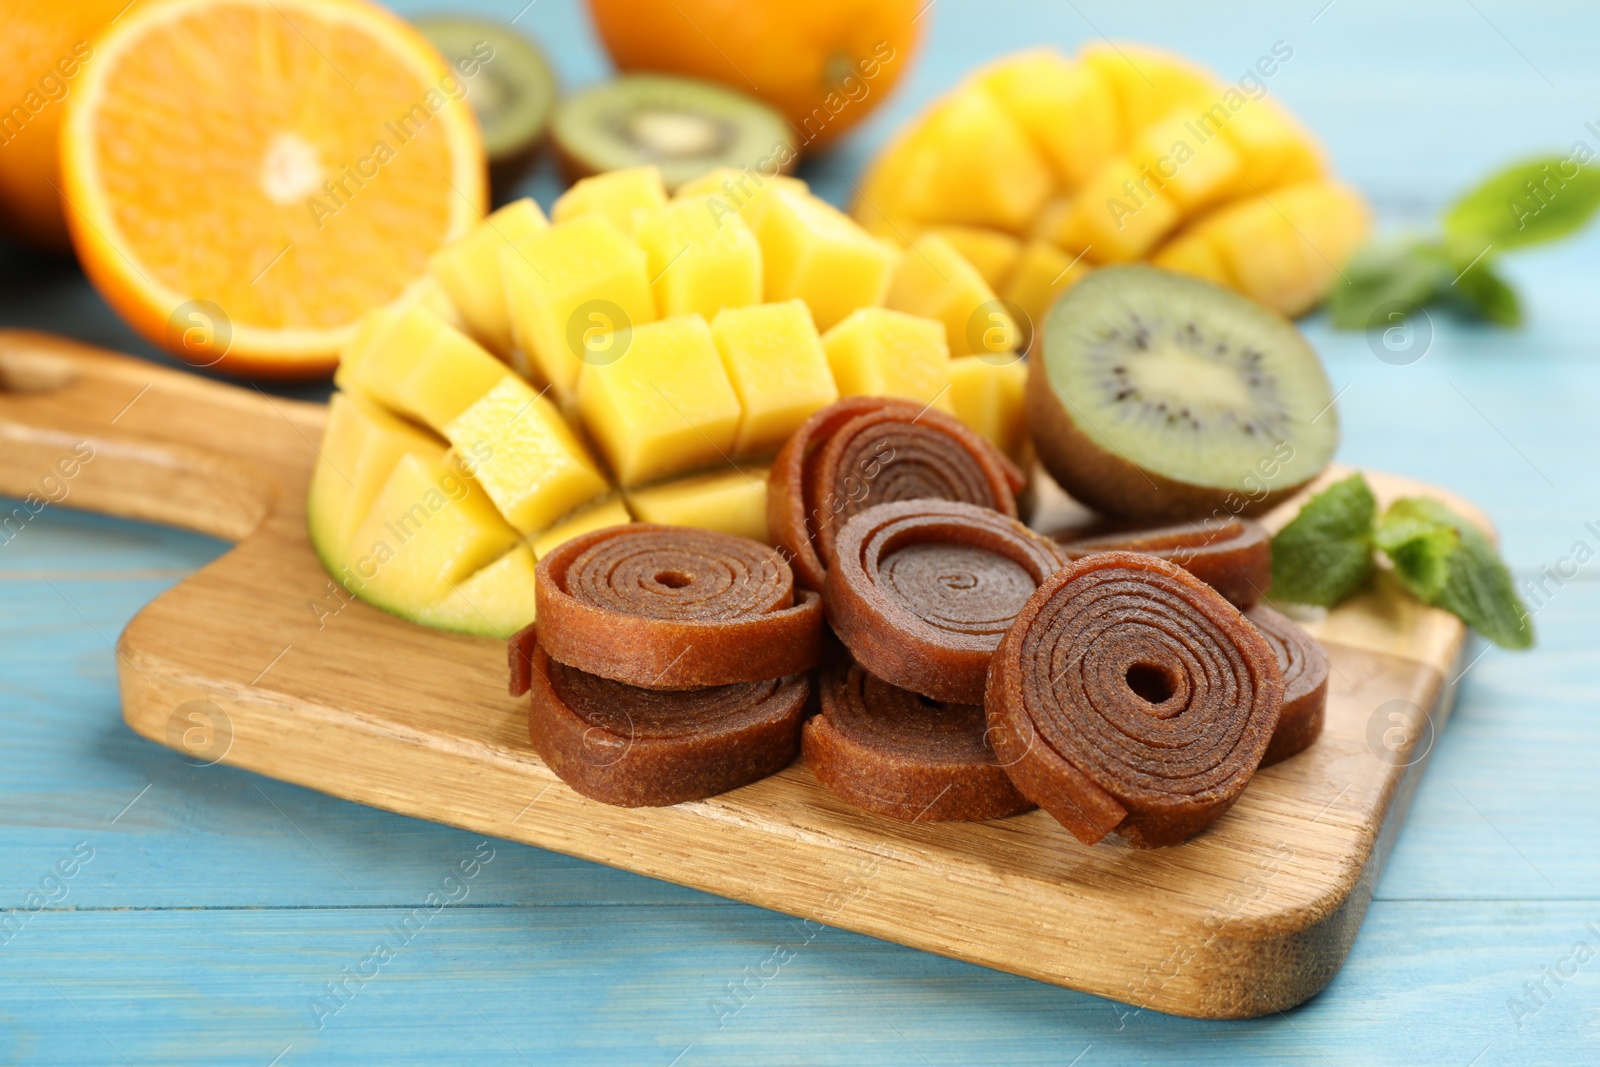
[3,1,1597,1063]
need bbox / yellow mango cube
[550,166,668,235]
[710,300,839,457]
[576,314,742,487]
[948,356,1029,461]
[979,49,1121,189]
[923,225,1022,290]
[1081,43,1218,134]
[1195,181,1370,317]
[418,542,538,637]
[626,466,770,544]
[1150,229,1234,288]
[337,305,512,433]
[428,198,548,357]
[634,195,763,319]
[886,233,1021,358]
[1069,156,1182,263]
[344,451,521,617]
[307,390,444,562]
[444,376,609,535]
[822,308,951,410]
[531,496,633,559]
[1219,99,1324,191]
[677,167,809,226]
[749,186,898,331]
[889,86,1054,233]
[1130,105,1243,211]
[501,213,656,400]
[1000,241,1092,348]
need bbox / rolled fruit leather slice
[1244,603,1330,765]
[822,499,1067,704]
[768,396,1024,590]
[518,639,809,807]
[532,524,823,688]
[804,655,1035,822]
[1056,516,1272,609]
[985,551,1284,848]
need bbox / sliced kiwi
[551,74,798,191]
[414,15,556,196]
[1027,266,1338,521]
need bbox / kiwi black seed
[551,74,798,191]
[415,15,556,198]
[1027,265,1338,522]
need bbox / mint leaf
[1326,241,1452,330]
[1269,473,1378,607]
[1443,156,1600,250]
[1445,255,1522,326]
[1375,497,1533,649]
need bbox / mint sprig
[1269,473,1376,606]
[1329,156,1600,330]
[1269,474,1533,649]
[1375,498,1534,649]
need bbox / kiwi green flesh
[1032,266,1337,521]
[552,74,797,191]
[414,15,556,176]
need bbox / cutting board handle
[0,330,323,542]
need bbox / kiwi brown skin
[1025,355,1308,523]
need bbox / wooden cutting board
[0,330,1475,1020]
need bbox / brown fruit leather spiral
[804,657,1035,822]
[525,642,809,807]
[986,551,1284,848]
[823,499,1067,704]
[768,396,1023,589]
[1056,517,1271,609]
[534,524,823,688]
[1244,604,1330,765]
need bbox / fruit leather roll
[522,641,809,807]
[768,396,1024,589]
[533,524,823,688]
[823,499,1066,704]
[1056,516,1272,608]
[804,656,1034,822]
[1244,604,1329,765]
[986,551,1284,848]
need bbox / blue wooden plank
[1,900,1596,1066]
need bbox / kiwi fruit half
[415,15,556,196]
[1027,266,1338,522]
[551,74,798,191]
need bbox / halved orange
[61,0,486,379]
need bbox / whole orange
[0,0,129,251]
[586,0,925,151]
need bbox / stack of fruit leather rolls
[807,500,1065,821]
[768,396,1025,590]
[510,525,823,806]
